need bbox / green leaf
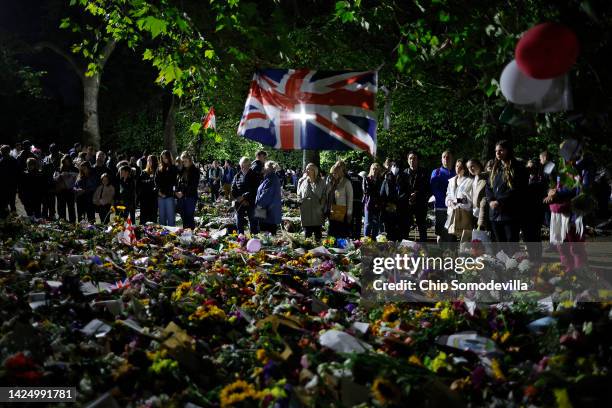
[189,122,202,135]
[204,49,215,59]
[439,10,450,22]
[59,18,71,29]
[143,49,154,60]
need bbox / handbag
[329,204,347,222]
[447,208,472,235]
[254,206,267,219]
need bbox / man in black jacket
[399,152,431,242]
[232,156,260,234]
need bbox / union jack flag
[238,69,377,155]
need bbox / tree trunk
[82,75,101,150]
[303,150,320,170]
[35,40,115,150]
[163,94,178,157]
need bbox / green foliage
[52,0,612,169]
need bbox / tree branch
[99,39,117,68]
[34,41,84,82]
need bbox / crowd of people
[1,138,609,271]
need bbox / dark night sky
[0,0,160,149]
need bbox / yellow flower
[256,349,268,363]
[408,355,423,367]
[553,388,573,408]
[500,331,511,344]
[219,380,263,408]
[439,307,452,320]
[371,377,401,405]
[429,351,450,373]
[116,205,126,210]
[491,358,506,381]
[188,304,227,321]
[171,281,192,301]
[382,304,401,323]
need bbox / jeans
[236,207,259,234]
[57,190,76,223]
[363,208,381,238]
[158,196,176,226]
[178,196,197,229]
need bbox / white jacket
[445,176,473,214]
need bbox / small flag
[118,215,137,246]
[110,278,131,291]
[202,107,216,130]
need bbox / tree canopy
[2,0,611,169]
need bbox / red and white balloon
[499,22,579,112]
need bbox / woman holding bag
[325,161,353,239]
[445,159,473,242]
[297,163,326,240]
[254,161,282,234]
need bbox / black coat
[231,169,260,208]
[363,176,383,212]
[117,177,136,208]
[19,170,46,204]
[485,160,527,222]
[177,165,201,198]
[154,165,178,197]
[399,167,430,206]
[0,155,19,192]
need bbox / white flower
[505,258,518,270]
[518,259,531,273]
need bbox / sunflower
[219,380,263,408]
[381,304,401,323]
[371,377,401,405]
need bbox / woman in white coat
[445,158,473,242]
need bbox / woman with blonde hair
[176,151,201,229]
[362,163,383,237]
[297,162,326,240]
[325,160,353,238]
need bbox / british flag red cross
[238,69,377,155]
